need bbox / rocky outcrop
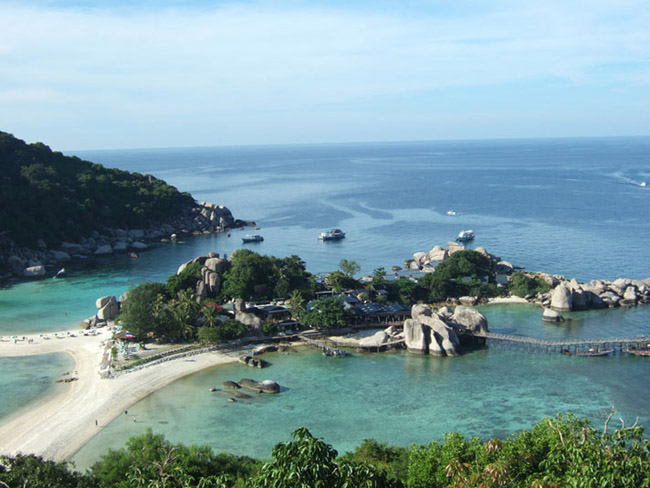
[403,304,481,357]
[404,243,503,275]
[1,201,242,280]
[543,277,650,312]
[550,283,573,312]
[238,378,280,394]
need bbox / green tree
[508,272,550,298]
[249,427,399,488]
[90,429,259,487]
[197,320,249,343]
[326,270,359,292]
[0,454,95,488]
[339,439,410,485]
[372,267,387,286]
[339,259,361,278]
[166,261,204,297]
[289,290,305,318]
[117,282,169,339]
[300,297,346,329]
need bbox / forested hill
[0,131,196,248]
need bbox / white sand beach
[0,329,238,462]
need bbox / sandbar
[0,329,238,462]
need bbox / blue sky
[1,0,649,149]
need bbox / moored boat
[577,349,614,357]
[456,229,474,242]
[319,228,346,241]
[628,348,650,356]
[242,235,264,243]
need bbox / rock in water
[550,283,573,312]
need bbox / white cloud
[0,0,648,148]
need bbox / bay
[1,137,649,465]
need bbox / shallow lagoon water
[0,353,74,421]
[1,137,649,465]
[72,335,650,469]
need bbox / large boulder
[97,296,119,320]
[428,245,448,262]
[550,283,572,312]
[411,304,433,319]
[112,241,128,252]
[50,250,72,262]
[205,257,228,274]
[404,319,428,354]
[130,241,148,250]
[235,312,262,330]
[359,330,389,348]
[542,308,564,322]
[7,255,25,274]
[620,286,638,307]
[451,306,488,334]
[599,291,620,307]
[421,315,459,356]
[94,244,113,256]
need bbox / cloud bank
[1,0,649,149]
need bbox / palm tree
[289,290,305,319]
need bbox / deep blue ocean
[1,137,649,465]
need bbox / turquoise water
[0,353,74,420]
[0,137,649,465]
[72,330,649,469]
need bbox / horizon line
[65,133,650,154]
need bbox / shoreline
[0,329,239,462]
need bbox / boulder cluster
[538,276,650,321]
[358,304,489,357]
[222,378,281,394]
[404,304,488,356]
[1,202,239,280]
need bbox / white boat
[456,229,475,242]
[641,181,647,187]
[319,228,346,241]
[242,235,264,243]
[447,210,457,216]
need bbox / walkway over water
[474,332,650,355]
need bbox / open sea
[1,137,649,467]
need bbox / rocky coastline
[405,242,650,321]
[0,202,251,282]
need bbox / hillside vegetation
[0,131,195,247]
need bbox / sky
[1,0,649,150]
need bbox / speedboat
[319,228,346,241]
[446,210,456,216]
[242,235,264,243]
[456,229,474,242]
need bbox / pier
[298,333,350,356]
[473,332,650,356]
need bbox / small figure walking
[124,410,128,415]
[95,419,98,427]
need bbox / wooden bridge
[473,332,650,356]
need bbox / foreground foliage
[2,413,649,487]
